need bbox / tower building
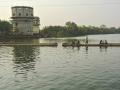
[11,6,40,35]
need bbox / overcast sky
[0,0,120,28]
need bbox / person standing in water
[85,36,88,44]
[72,40,75,46]
[105,40,108,44]
[77,40,80,46]
[99,40,103,44]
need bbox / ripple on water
[0,34,120,90]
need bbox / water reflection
[85,46,88,54]
[99,46,108,52]
[12,46,40,80]
[0,38,40,44]
[77,46,80,51]
[63,45,108,54]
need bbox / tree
[65,21,78,31]
[40,21,120,38]
[0,20,12,35]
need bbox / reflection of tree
[12,46,40,80]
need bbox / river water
[0,34,120,90]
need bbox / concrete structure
[33,17,40,34]
[11,6,40,35]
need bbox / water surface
[0,34,120,90]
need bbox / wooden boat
[0,43,58,47]
[62,43,120,47]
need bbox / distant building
[11,6,40,35]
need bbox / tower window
[18,8,22,10]
[19,13,21,16]
[15,22,18,26]
[26,13,28,16]
[13,13,15,16]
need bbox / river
[0,34,120,90]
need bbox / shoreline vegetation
[0,20,120,39]
[41,21,120,38]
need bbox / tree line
[40,21,120,37]
[0,20,120,38]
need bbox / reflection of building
[12,46,40,79]
[11,6,40,35]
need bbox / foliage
[0,20,12,35]
[41,21,120,38]
[0,20,119,38]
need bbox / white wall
[33,26,39,34]
[12,7,33,17]
[15,20,33,35]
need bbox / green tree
[65,21,78,31]
[40,21,120,38]
[0,20,12,35]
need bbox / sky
[0,0,120,28]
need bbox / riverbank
[40,22,120,38]
[0,43,58,47]
[0,35,41,40]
